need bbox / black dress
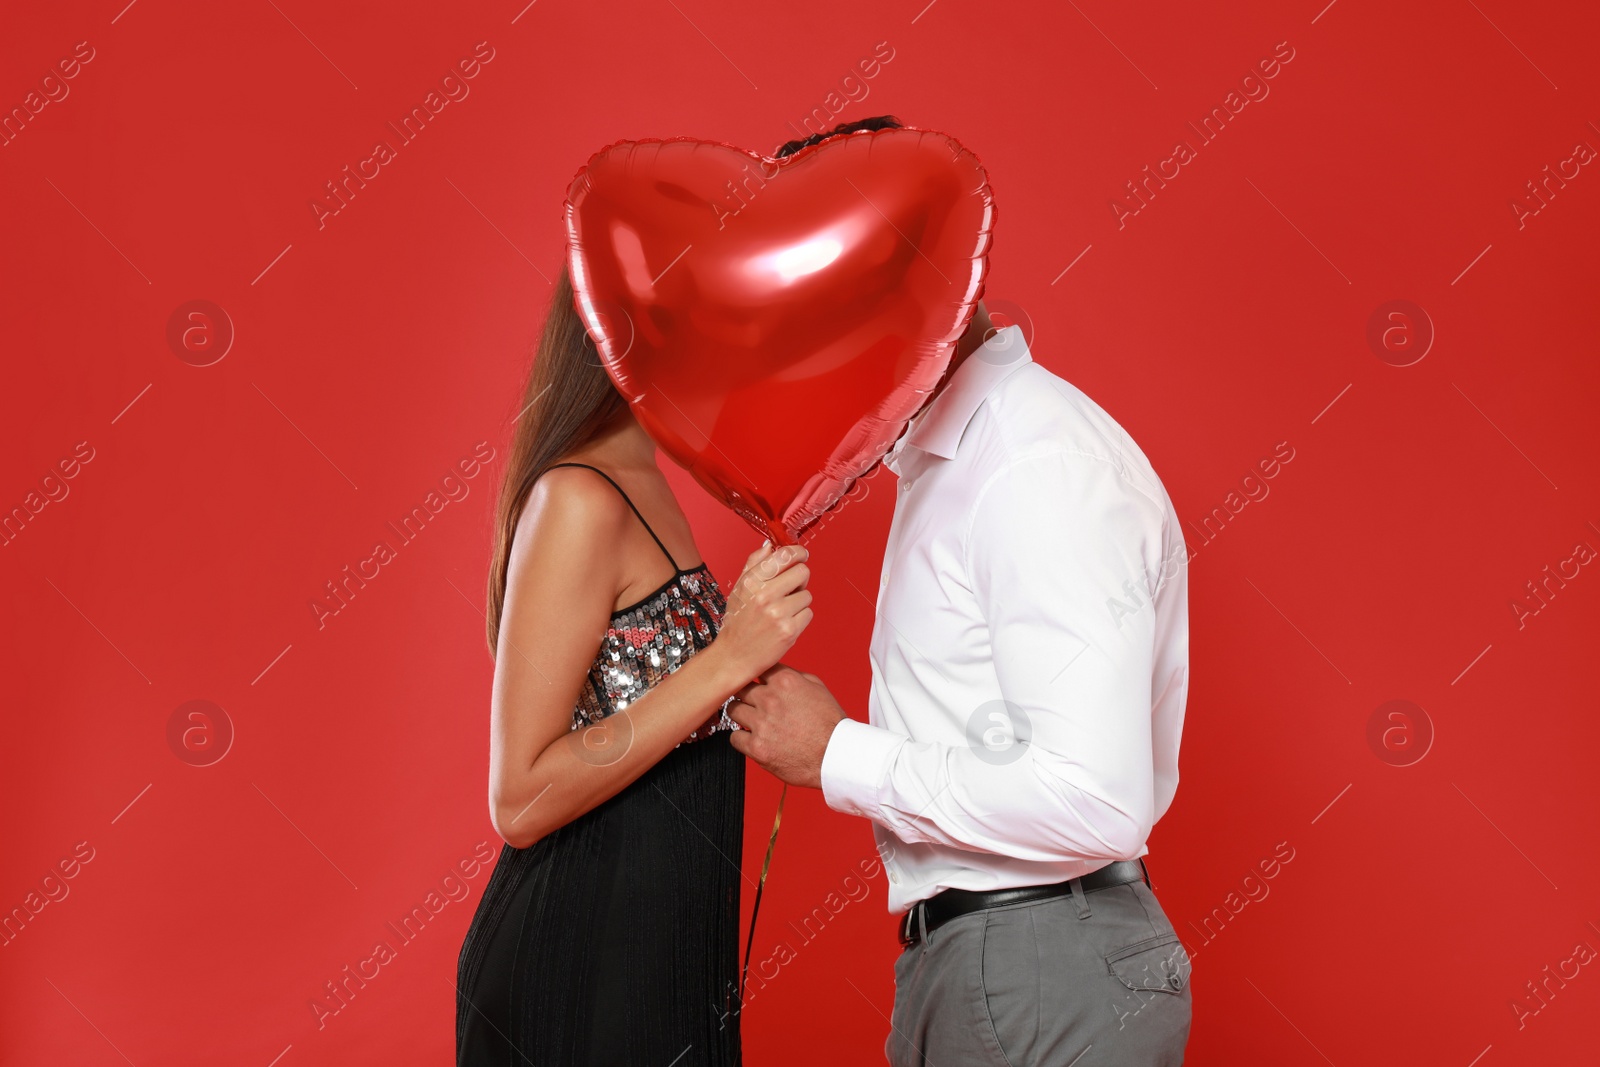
[456,463,745,1066]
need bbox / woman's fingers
[753,543,804,582]
[743,540,774,570]
[763,559,810,597]
[719,542,814,675]
[735,545,808,601]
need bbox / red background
[4,1,1598,1064]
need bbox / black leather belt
[898,859,1151,948]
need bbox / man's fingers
[736,679,766,704]
[725,698,753,730]
[728,729,753,757]
[758,663,802,684]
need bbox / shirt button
[888,869,900,884]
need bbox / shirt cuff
[819,717,904,821]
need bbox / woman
[456,265,812,1065]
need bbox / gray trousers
[886,879,1192,1066]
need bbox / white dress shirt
[819,323,1190,915]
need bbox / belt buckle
[898,905,919,947]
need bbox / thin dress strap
[543,462,679,570]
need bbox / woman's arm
[487,468,811,849]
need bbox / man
[729,118,1193,1065]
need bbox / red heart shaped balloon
[564,127,995,543]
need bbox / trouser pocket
[981,890,1194,1066]
[1105,933,1192,994]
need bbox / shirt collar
[885,323,1032,473]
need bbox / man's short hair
[774,115,904,159]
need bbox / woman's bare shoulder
[512,465,631,567]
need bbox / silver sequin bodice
[573,564,736,744]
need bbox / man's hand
[726,665,847,789]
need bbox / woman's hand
[488,471,815,849]
[714,542,813,681]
